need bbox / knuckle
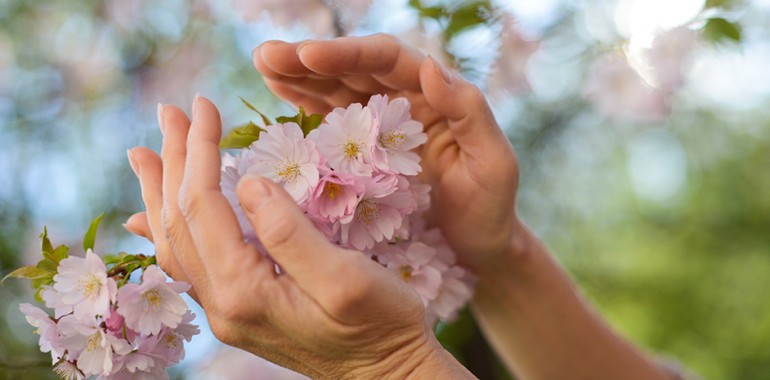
[177,186,203,221]
[460,82,487,107]
[323,267,373,316]
[160,204,187,249]
[374,33,400,47]
[208,317,235,344]
[154,250,174,273]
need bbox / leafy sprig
[2,214,155,300]
[219,97,324,149]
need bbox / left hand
[124,96,473,379]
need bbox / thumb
[236,175,349,295]
[237,175,418,322]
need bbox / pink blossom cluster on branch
[221,94,476,324]
[19,251,199,380]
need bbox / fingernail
[239,175,272,213]
[429,55,452,84]
[192,92,201,116]
[157,103,166,134]
[296,40,311,54]
[127,149,141,176]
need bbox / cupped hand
[253,34,520,272]
[124,97,473,379]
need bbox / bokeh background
[1,0,769,379]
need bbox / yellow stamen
[324,182,342,200]
[78,274,102,300]
[400,266,413,281]
[380,130,406,150]
[85,333,101,352]
[343,141,360,159]
[143,289,162,312]
[164,333,180,350]
[356,199,379,224]
[275,162,301,182]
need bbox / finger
[263,79,333,114]
[158,104,212,291]
[297,34,424,91]
[179,96,259,277]
[257,41,376,107]
[255,40,316,78]
[127,147,188,284]
[123,212,152,242]
[419,56,512,154]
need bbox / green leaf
[34,287,47,303]
[83,213,105,252]
[220,121,266,149]
[2,266,52,283]
[32,275,54,290]
[705,0,734,9]
[408,0,446,20]
[239,97,273,126]
[103,252,129,265]
[141,255,157,268]
[276,107,324,137]
[36,258,58,273]
[51,245,69,263]
[40,227,54,257]
[444,1,493,40]
[703,17,742,43]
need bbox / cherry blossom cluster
[221,94,475,324]
[17,249,199,380]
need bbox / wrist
[472,217,538,280]
[402,336,477,380]
[343,331,475,380]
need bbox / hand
[253,34,520,272]
[125,96,474,379]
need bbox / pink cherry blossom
[41,285,73,319]
[376,242,443,306]
[368,95,427,175]
[147,311,199,365]
[19,303,64,361]
[116,265,190,336]
[309,103,377,176]
[105,307,138,343]
[425,266,476,324]
[105,335,169,380]
[340,175,416,250]
[307,170,365,224]
[244,122,322,204]
[58,314,132,376]
[53,250,117,320]
[54,361,85,380]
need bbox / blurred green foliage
[1,0,770,379]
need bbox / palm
[254,36,519,269]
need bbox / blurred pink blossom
[230,0,336,37]
[487,13,539,98]
[647,27,698,92]
[582,54,669,122]
[193,346,310,380]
